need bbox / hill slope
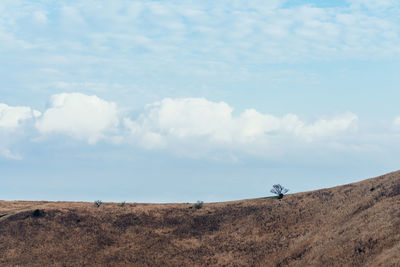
[1,171,400,266]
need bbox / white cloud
[35,93,119,144]
[145,98,233,140]
[0,96,362,159]
[0,103,40,129]
[294,113,358,141]
[0,103,40,160]
[124,98,358,156]
[0,95,390,161]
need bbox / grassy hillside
[1,171,400,266]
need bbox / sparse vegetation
[194,200,203,209]
[94,200,103,208]
[270,184,289,199]
[32,209,44,217]
[119,201,126,208]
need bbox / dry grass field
[1,171,400,266]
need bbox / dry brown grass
[1,171,400,266]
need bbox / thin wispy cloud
[1,1,399,60]
[1,1,398,109]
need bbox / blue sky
[1,0,400,202]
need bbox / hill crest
[1,171,400,266]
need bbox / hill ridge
[1,171,400,266]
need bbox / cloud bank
[124,98,358,156]
[1,93,362,159]
[8,92,400,161]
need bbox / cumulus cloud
[124,98,358,156]
[124,98,234,150]
[0,103,41,129]
[0,103,40,160]
[0,95,361,159]
[35,93,119,144]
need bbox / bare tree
[270,184,289,199]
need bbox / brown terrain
[1,171,400,266]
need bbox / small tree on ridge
[270,184,289,199]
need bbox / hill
[1,171,400,266]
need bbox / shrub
[94,200,103,208]
[32,209,44,217]
[194,200,203,209]
[270,184,289,199]
[119,201,126,208]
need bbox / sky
[1,0,400,202]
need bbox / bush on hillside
[270,184,289,199]
[194,200,203,209]
[94,200,103,208]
